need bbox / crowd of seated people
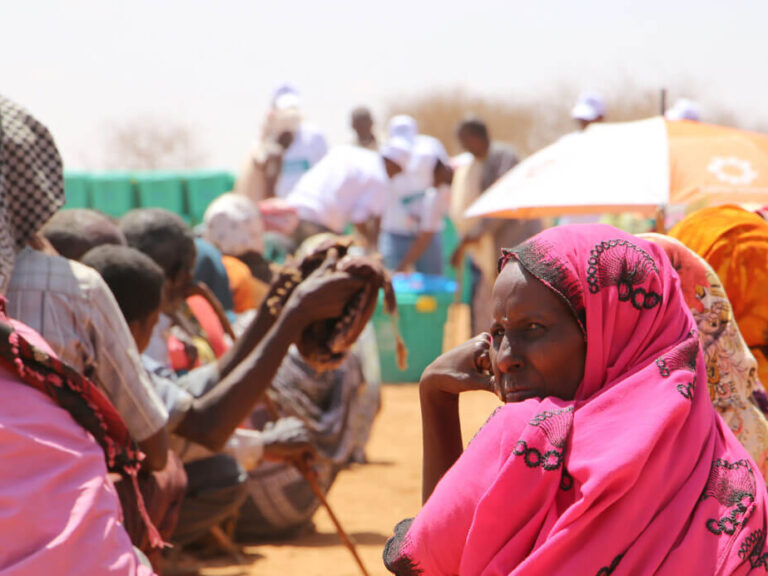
[0,95,383,575]
[9,88,768,576]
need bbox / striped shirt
[6,248,168,441]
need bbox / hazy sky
[3,0,767,169]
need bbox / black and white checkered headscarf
[0,95,65,291]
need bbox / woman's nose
[496,335,524,373]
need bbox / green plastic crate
[372,289,453,383]
[89,172,137,217]
[62,172,91,209]
[184,171,234,224]
[134,172,186,217]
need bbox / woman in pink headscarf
[384,224,768,575]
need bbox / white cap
[387,115,418,144]
[571,91,606,122]
[203,193,265,256]
[665,98,701,122]
[272,83,301,110]
[380,136,412,171]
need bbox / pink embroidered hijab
[385,225,768,575]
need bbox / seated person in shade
[81,243,362,544]
[235,345,370,540]
[0,92,154,576]
[41,208,127,260]
[234,233,382,540]
[202,193,272,313]
[385,224,768,575]
[120,208,224,371]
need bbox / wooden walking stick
[263,396,371,576]
[295,457,371,576]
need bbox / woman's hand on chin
[420,334,495,399]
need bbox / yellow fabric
[222,255,268,313]
[449,160,496,281]
[670,204,768,385]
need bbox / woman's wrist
[419,371,459,406]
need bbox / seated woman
[670,204,768,397]
[643,233,768,480]
[384,224,768,575]
[235,347,368,540]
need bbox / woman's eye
[527,323,544,331]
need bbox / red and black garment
[0,300,164,548]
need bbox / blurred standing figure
[379,115,453,274]
[351,107,378,150]
[665,98,701,121]
[571,91,605,130]
[285,138,411,249]
[233,105,299,204]
[271,84,328,199]
[450,117,541,333]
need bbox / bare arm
[174,307,304,451]
[137,429,169,470]
[420,380,464,503]
[174,271,365,452]
[354,217,381,252]
[418,335,494,502]
[263,151,283,200]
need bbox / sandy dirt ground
[192,383,502,576]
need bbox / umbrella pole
[660,88,667,115]
[654,205,667,233]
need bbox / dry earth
[191,384,502,576]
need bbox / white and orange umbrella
[466,117,768,219]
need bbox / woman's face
[490,261,586,402]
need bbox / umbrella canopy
[466,117,768,219]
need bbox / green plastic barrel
[89,172,137,217]
[371,274,456,383]
[134,172,186,217]
[184,171,234,225]
[62,172,91,210]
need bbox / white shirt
[382,135,449,235]
[275,123,328,198]
[287,145,391,233]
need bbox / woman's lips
[501,384,537,403]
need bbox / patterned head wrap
[386,224,768,575]
[0,95,65,291]
[203,193,265,256]
[643,233,768,481]
[670,205,768,388]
